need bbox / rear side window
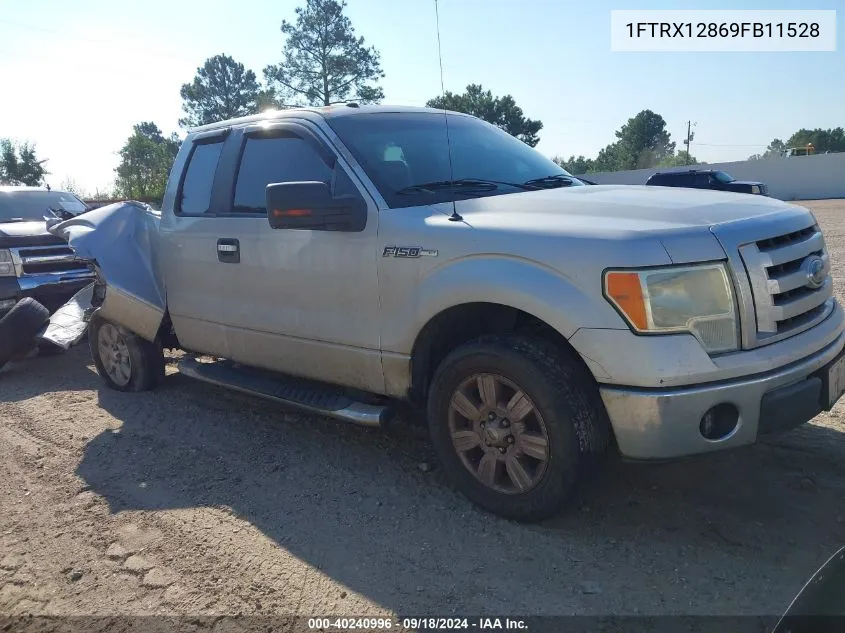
[693,173,712,187]
[179,141,224,215]
[232,136,358,213]
[663,173,688,187]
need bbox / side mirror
[266,181,366,232]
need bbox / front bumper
[0,272,95,316]
[600,330,845,460]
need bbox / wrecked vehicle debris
[37,283,95,351]
[0,297,50,369]
[0,284,94,371]
[49,201,165,342]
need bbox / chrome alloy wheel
[97,322,132,387]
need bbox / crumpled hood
[48,201,166,342]
[0,220,65,248]
[454,184,796,236]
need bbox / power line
[691,142,770,147]
[0,18,198,65]
[0,18,132,48]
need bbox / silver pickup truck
[54,105,845,521]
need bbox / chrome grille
[738,221,832,343]
[10,245,91,278]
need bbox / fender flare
[393,254,624,356]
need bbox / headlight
[0,249,14,277]
[751,185,761,194]
[604,263,739,354]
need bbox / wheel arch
[408,301,598,405]
[386,255,622,400]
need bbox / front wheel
[427,335,608,522]
[89,316,164,392]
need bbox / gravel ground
[1,199,844,623]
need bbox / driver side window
[231,135,358,215]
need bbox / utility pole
[684,121,696,165]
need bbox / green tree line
[552,110,699,174]
[748,128,845,160]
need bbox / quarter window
[179,141,224,215]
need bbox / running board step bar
[178,357,392,427]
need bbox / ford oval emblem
[804,255,826,289]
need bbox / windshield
[0,190,88,222]
[712,171,735,184]
[327,112,579,208]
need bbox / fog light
[700,403,739,440]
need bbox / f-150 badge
[382,246,438,258]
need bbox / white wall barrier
[577,152,845,201]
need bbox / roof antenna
[434,0,462,222]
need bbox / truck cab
[55,105,845,522]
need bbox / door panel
[160,215,247,359]
[159,136,235,357]
[210,126,384,393]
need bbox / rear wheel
[89,316,164,392]
[427,335,608,522]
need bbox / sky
[0,0,842,193]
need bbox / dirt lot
[1,199,844,622]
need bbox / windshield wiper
[396,178,533,195]
[522,174,578,189]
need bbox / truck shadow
[64,354,845,615]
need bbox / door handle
[217,238,240,264]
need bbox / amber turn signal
[272,208,311,217]
[604,271,648,330]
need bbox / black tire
[0,298,50,366]
[89,315,165,392]
[427,334,610,522]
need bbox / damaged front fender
[49,202,166,342]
